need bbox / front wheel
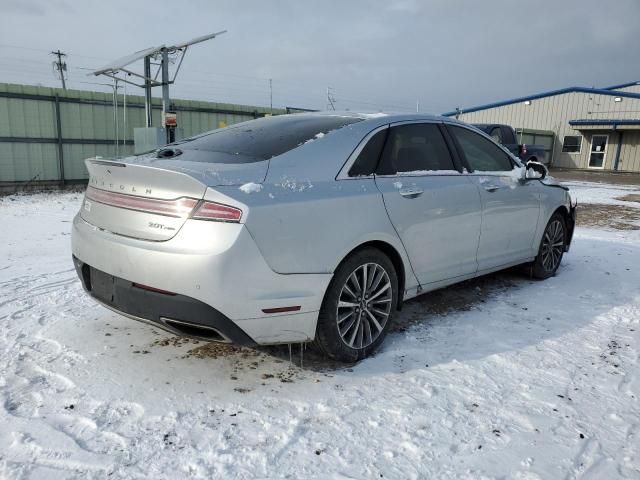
[531,212,566,279]
[314,248,398,362]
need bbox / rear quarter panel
[217,117,418,290]
[236,178,413,279]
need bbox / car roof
[288,111,463,128]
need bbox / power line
[0,43,111,61]
[0,50,424,113]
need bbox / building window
[588,135,608,169]
[562,135,582,153]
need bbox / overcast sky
[1,0,639,113]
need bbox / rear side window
[377,123,456,175]
[450,126,514,172]
[179,115,362,163]
[349,129,388,177]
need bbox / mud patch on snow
[578,203,640,230]
[182,343,252,360]
[260,344,355,373]
[615,193,640,203]
[152,336,201,348]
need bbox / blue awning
[569,119,640,130]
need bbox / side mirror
[525,160,547,180]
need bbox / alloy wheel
[541,219,564,272]
[336,262,393,349]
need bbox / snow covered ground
[1,179,639,479]
[562,180,640,207]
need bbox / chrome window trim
[374,172,464,179]
[338,120,463,180]
[336,125,389,180]
[374,120,464,179]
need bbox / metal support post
[161,48,171,143]
[144,56,153,127]
[54,94,65,185]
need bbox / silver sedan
[71,113,576,361]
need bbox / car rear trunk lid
[81,159,209,241]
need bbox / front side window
[377,123,456,175]
[562,135,582,153]
[450,126,514,172]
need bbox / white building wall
[612,84,640,94]
[456,91,640,170]
[619,132,640,172]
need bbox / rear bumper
[73,258,257,345]
[71,213,332,344]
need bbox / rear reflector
[86,186,198,218]
[192,201,242,222]
[262,306,302,314]
[132,283,176,296]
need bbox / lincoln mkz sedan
[72,113,576,361]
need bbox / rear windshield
[177,114,362,163]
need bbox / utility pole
[269,78,273,114]
[51,50,67,90]
[326,87,336,111]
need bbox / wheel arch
[336,240,407,311]
[552,205,575,248]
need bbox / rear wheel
[531,212,566,279]
[314,248,398,362]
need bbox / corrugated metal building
[444,81,640,172]
[0,82,284,189]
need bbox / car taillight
[191,201,242,222]
[85,186,198,218]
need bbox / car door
[374,122,482,285]
[446,124,541,271]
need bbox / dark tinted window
[562,135,582,153]
[489,127,503,144]
[349,129,388,176]
[378,123,455,175]
[450,126,514,172]
[178,115,362,163]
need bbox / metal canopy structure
[92,31,226,140]
[93,45,164,80]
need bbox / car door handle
[483,184,503,192]
[399,187,424,198]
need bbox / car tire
[314,248,398,362]
[531,212,566,280]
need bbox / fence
[0,82,287,189]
